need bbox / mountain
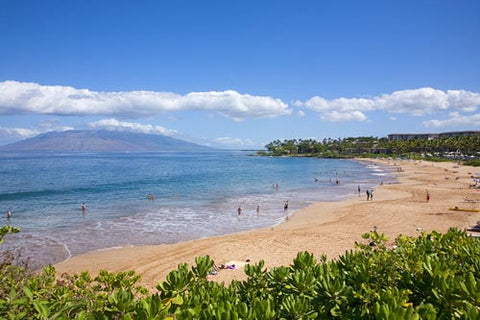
[0,130,214,152]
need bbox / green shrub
[1,228,480,318]
[463,159,480,167]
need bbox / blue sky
[0,0,479,149]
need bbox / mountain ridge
[0,130,214,152]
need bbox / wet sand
[54,159,480,290]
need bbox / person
[147,194,154,200]
[256,205,260,215]
[426,190,430,202]
[81,203,86,212]
[358,185,361,196]
[6,209,11,219]
[370,189,374,200]
[237,206,242,215]
[284,201,289,211]
[366,190,370,201]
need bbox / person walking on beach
[366,190,370,201]
[370,189,374,200]
[284,201,289,211]
[426,190,430,202]
[237,206,242,215]
[256,205,260,215]
[358,185,361,196]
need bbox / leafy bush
[1,229,480,318]
[463,159,480,167]
[0,225,20,245]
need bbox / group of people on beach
[238,204,263,216]
[237,200,289,216]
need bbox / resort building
[438,130,480,138]
[388,131,480,141]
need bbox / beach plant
[0,225,19,245]
[1,228,480,318]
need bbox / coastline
[54,158,480,290]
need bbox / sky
[0,0,479,149]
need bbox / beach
[54,159,480,290]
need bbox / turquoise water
[0,151,393,269]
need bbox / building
[387,133,437,141]
[388,131,480,141]
[438,130,480,138]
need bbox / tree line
[261,135,480,159]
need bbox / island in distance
[0,130,214,152]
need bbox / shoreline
[54,158,480,290]
[51,157,384,267]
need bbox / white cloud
[89,118,180,136]
[0,126,39,139]
[300,87,480,122]
[0,119,74,143]
[322,110,367,122]
[213,137,255,147]
[293,100,303,107]
[423,113,480,128]
[38,118,74,132]
[389,117,397,121]
[0,80,291,120]
[296,110,305,117]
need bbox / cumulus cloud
[0,119,73,143]
[213,137,255,147]
[0,126,39,139]
[423,112,480,128]
[299,87,480,122]
[293,100,303,107]
[296,110,305,117]
[38,118,74,132]
[322,110,367,122]
[0,81,291,121]
[89,118,180,136]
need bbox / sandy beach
[54,159,480,290]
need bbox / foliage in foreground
[0,225,20,245]
[1,229,480,319]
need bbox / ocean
[0,151,394,269]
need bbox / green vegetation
[1,229,480,318]
[0,225,19,244]
[262,135,480,161]
[463,159,480,167]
